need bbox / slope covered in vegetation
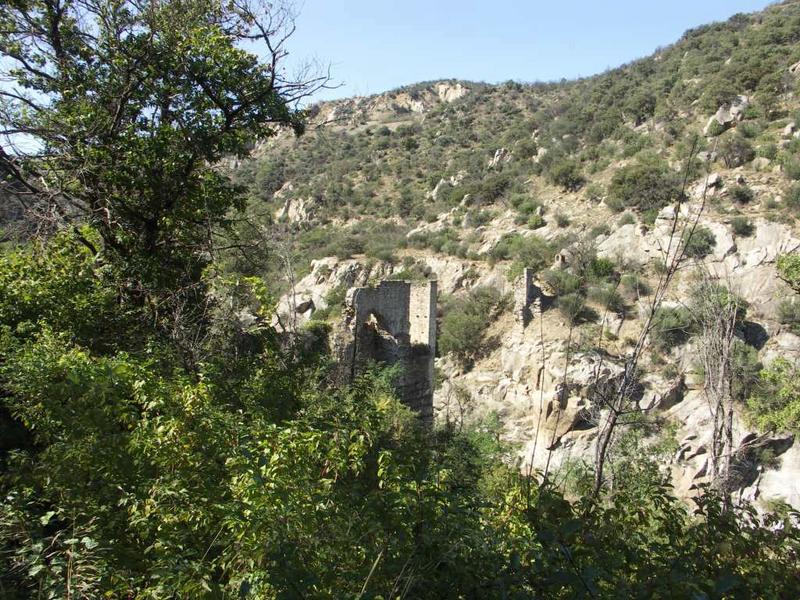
[1,0,800,598]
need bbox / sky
[282,0,774,102]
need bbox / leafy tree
[0,0,319,296]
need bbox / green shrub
[784,158,800,182]
[728,184,754,204]
[464,172,513,205]
[527,214,546,229]
[756,143,777,160]
[618,212,637,226]
[554,212,570,228]
[589,284,626,315]
[584,183,605,203]
[736,121,761,139]
[777,298,800,335]
[438,287,509,367]
[719,133,755,168]
[589,224,611,238]
[681,226,716,259]
[608,160,681,213]
[489,233,554,274]
[589,257,617,281]
[786,184,800,210]
[746,359,800,433]
[650,306,693,352]
[464,208,495,227]
[705,120,728,137]
[621,273,650,297]
[543,269,582,296]
[777,253,800,293]
[730,216,754,236]
[558,292,588,325]
[548,159,585,191]
[309,284,348,322]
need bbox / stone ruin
[514,267,541,328]
[335,280,437,423]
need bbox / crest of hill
[232,0,800,290]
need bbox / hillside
[231,0,800,509]
[4,0,800,596]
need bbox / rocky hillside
[230,1,800,510]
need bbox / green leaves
[746,358,800,433]
[777,253,800,294]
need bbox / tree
[689,276,748,503]
[0,0,326,295]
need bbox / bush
[681,226,716,259]
[730,216,754,237]
[464,208,495,227]
[589,224,611,238]
[777,298,800,334]
[728,184,754,204]
[786,184,800,210]
[438,287,508,367]
[554,212,570,228]
[589,284,626,315]
[784,158,800,182]
[584,183,605,203]
[489,233,554,274]
[589,257,617,281]
[558,292,588,325]
[621,273,650,297]
[464,172,513,205]
[527,214,546,229]
[746,359,800,433]
[548,159,585,191]
[650,306,693,352]
[705,119,728,137]
[718,133,755,168]
[618,212,637,226]
[608,160,681,213]
[543,269,582,296]
[777,253,800,293]
[756,143,777,160]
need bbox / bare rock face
[436,82,469,103]
[753,441,800,508]
[488,147,511,168]
[703,95,749,134]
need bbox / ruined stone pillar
[337,279,437,424]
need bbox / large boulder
[703,95,749,134]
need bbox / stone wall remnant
[337,280,437,423]
[515,268,541,327]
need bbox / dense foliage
[2,1,800,598]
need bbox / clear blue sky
[283,0,773,101]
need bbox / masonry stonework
[337,280,437,423]
[515,267,541,328]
